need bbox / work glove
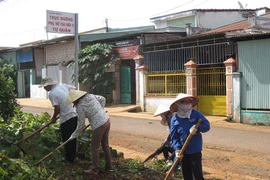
[69,132,77,140]
[175,150,183,159]
[189,125,198,135]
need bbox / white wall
[154,21,168,29]
[145,97,175,112]
[62,65,75,86]
[232,72,241,123]
[31,85,47,98]
[197,11,247,29]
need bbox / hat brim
[153,105,170,117]
[170,96,199,112]
[66,90,87,105]
[153,110,170,117]
[38,82,58,88]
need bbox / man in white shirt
[39,77,78,163]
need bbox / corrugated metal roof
[0,35,75,53]
[225,31,270,38]
[0,47,14,51]
[0,26,156,52]
[80,27,155,42]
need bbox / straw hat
[169,93,199,112]
[66,89,87,105]
[153,104,170,117]
[38,77,58,88]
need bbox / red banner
[114,45,139,59]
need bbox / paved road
[22,106,270,154]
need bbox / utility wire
[192,0,214,8]
[109,0,218,22]
[110,0,195,22]
[0,27,45,36]
[0,0,28,11]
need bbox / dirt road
[22,106,270,180]
[108,115,270,180]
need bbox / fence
[197,67,226,96]
[146,72,186,96]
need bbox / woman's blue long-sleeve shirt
[170,110,210,154]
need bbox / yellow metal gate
[146,72,186,96]
[197,67,226,116]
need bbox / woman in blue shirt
[169,93,210,180]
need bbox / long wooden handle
[35,138,71,165]
[35,124,90,165]
[164,119,202,180]
[14,121,52,145]
[142,143,165,163]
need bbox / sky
[0,0,269,47]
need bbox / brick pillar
[133,55,144,105]
[224,58,236,119]
[184,60,197,97]
[136,64,148,112]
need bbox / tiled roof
[204,21,248,33]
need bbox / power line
[0,0,28,11]
[109,0,218,23]
[192,0,214,8]
[110,0,195,22]
[0,27,45,36]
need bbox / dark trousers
[60,116,77,162]
[181,152,204,180]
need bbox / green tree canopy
[0,58,20,121]
[71,43,119,94]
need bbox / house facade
[79,26,185,104]
[150,8,270,31]
[137,11,270,125]
[0,46,38,98]
[2,7,270,125]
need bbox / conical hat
[169,93,199,112]
[66,89,87,105]
[153,104,170,117]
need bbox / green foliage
[0,112,60,179]
[69,43,119,94]
[0,152,56,180]
[0,58,20,121]
[0,110,174,180]
[0,112,61,159]
[77,129,92,159]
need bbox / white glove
[189,125,198,135]
[175,150,183,159]
[69,132,77,140]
